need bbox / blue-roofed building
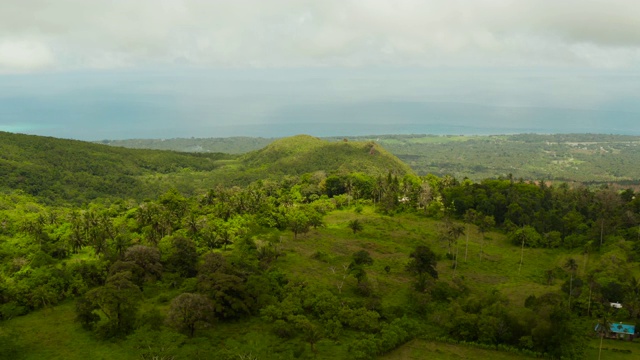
[595,323,636,341]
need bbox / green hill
[240,135,413,177]
[0,131,234,204]
[0,133,411,204]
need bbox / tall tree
[288,210,310,240]
[165,293,215,337]
[462,209,478,263]
[596,312,611,360]
[564,258,578,310]
[475,214,495,261]
[82,271,142,338]
[406,245,438,292]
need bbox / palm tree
[626,276,640,318]
[476,214,494,262]
[463,209,478,263]
[596,312,611,360]
[582,241,594,275]
[586,272,597,317]
[348,219,363,235]
[564,258,578,309]
[449,222,464,275]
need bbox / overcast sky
[1,0,639,139]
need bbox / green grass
[381,337,640,360]
[381,339,534,359]
[2,302,135,360]
[584,338,640,360]
[281,207,585,307]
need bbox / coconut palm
[596,312,611,360]
[564,258,578,309]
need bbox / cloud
[1,0,640,72]
[0,39,54,72]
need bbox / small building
[610,302,623,309]
[596,323,636,341]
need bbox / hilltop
[240,135,413,177]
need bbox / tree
[586,272,597,317]
[596,312,611,360]
[166,293,215,337]
[197,252,252,319]
[167,236,198,277]
[351,250,373,267]
[124,245,163,282]
[406,245,438,292]
[347,219,363,235]
[475,214,495,261]
[82,271,142,338]
[298,319,323,356]
[564,258,578,310]
[462,209,478,262]
[288,210,310,240]
[594,189,622,247]
[439,219,464,273]
[75,295,100,330]
[624,276,640,319]
[508,226,541,273]
[350,265,368,284]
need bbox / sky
[1,0,639,140]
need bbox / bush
[311,251,331,263]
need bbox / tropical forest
[1,131,640,360]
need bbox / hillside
[240,135,413,178]
[0,131,234,204]
[0,133,412,204]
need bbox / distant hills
[0,132,411,204]
[102,133,640,184]
[3,131,639,205]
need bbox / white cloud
[0,39,54,72]
[1,0,639,72]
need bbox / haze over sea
[1,68,639,140]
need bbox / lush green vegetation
[1,133,640,359]
[365,134,640,183]
[103,133,640,185]
[0,131,234,204]
[1,132,410,205]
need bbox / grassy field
[3,205,636,359]
[381,338,640,360]
[381,339,533,359]
[1,302,133,360]
[280,206,574,307]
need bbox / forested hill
[240,135,413,177]
[0,131,234,204]
[0,132,411,204]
